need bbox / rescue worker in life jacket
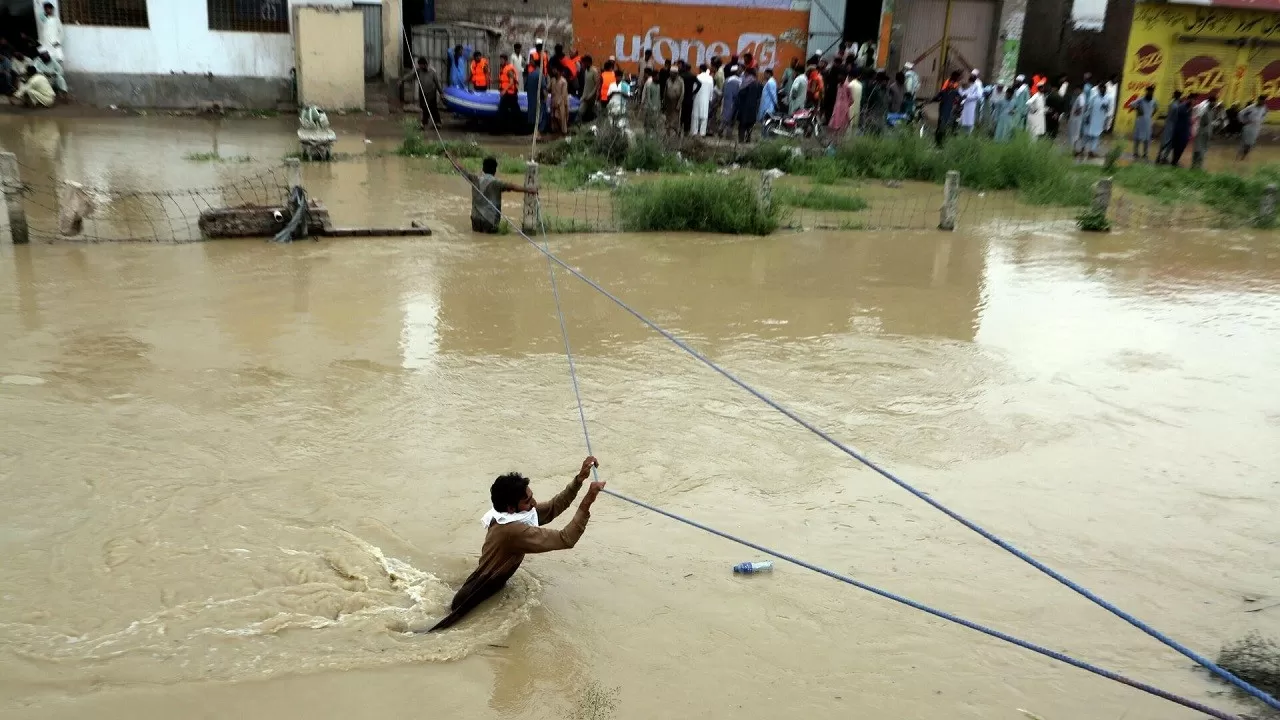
[469,51,490,93]
[498,53,521,134]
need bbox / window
[62,0,150,28]
[208,0,290,34]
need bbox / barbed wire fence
[0,148,1271,243]
[0,153,293,244]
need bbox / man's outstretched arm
[513,477,606,554]
[536,456,597,525]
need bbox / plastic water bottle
[733,561,773,575]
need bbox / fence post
[1092,176,1113,217]
[286,157,302,189]
[523,161,540,234]
[1261,183,1277,226]
[758,170,774,213]
[0,152,29,244]
[939,170,960,231]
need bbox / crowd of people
[2,3,67,109]
[1134,88,1269,168]
[402,35,1275,163]
[404,38,911,141]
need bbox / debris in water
[1216,632,1280,702]
[569,680,620,720]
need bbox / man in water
[430,456,603,631]
[456,156,537,233]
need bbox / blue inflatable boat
[443,86,581,120]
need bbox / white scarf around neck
[480,507,539,529]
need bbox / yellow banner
[1118,1,1280,132]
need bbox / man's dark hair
[1172,90,1183,99]
[514,43,522,50]
[699,63,708,72]
[643,67,654,77]
[582,55,593,67]
[491,473,529,512]
[764,68,773,76]
[482,156,498,174]
[43,1,54,9]
[416,56,427,66]
[644,48,653,59]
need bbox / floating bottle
[732,561,773,575]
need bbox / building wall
[295,5,366,108]
[433,0,573,49]
[1116,0,1280,133]
[573,0,809,74]
[50,0,375,108]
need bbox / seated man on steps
[429,456,603,631]
[456,156,537,234]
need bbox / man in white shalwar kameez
[958,78,982,133]
[690,64,714,136]
[37,3,63,62]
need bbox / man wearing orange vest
[528,38,547,76]
[469,51,490,93]
[498,53,521,133]
[599,59,617,103]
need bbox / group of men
[1130,88,1269,168]
[929,70,1104,151]
[3,3,67,109]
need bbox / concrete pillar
[0,152,29,244]
[523,161,540,234]
[1261,183,1277,226]
[939,170,960,231]
[382,0,403,86]
[758,170,775,214]
[1092,176,1113,215]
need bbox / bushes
[615,176,781,234]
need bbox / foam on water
[0,528,540,686]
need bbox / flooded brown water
[2,115,1280,720]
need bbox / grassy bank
[615,176,782,235]
[396,118,1280,229]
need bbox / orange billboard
[572,0,810,75]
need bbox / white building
[13,0,401,109]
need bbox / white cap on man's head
[534,37,543,44]
[971,68,980,76]
[903,61,914,70]
[1016,73,1026,82]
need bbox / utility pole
[937,0,954,90]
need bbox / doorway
[0,0,38,52]
[844,0,882,47]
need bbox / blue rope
[400,27,1265,716]
[520,219,1276,711]
[531,206,1240,720]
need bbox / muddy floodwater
[2,115,1280,720]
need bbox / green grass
[614,176,782,234]
[541,216,599,233]
[1075,207,1111,232]
[775,186,869,212]
[184,151,253,163]
[1111,162,1276,226]
[396,119,486,159]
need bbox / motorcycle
[762,107,822,139]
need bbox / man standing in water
[430,457,603,631]
[456,157,538,234]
